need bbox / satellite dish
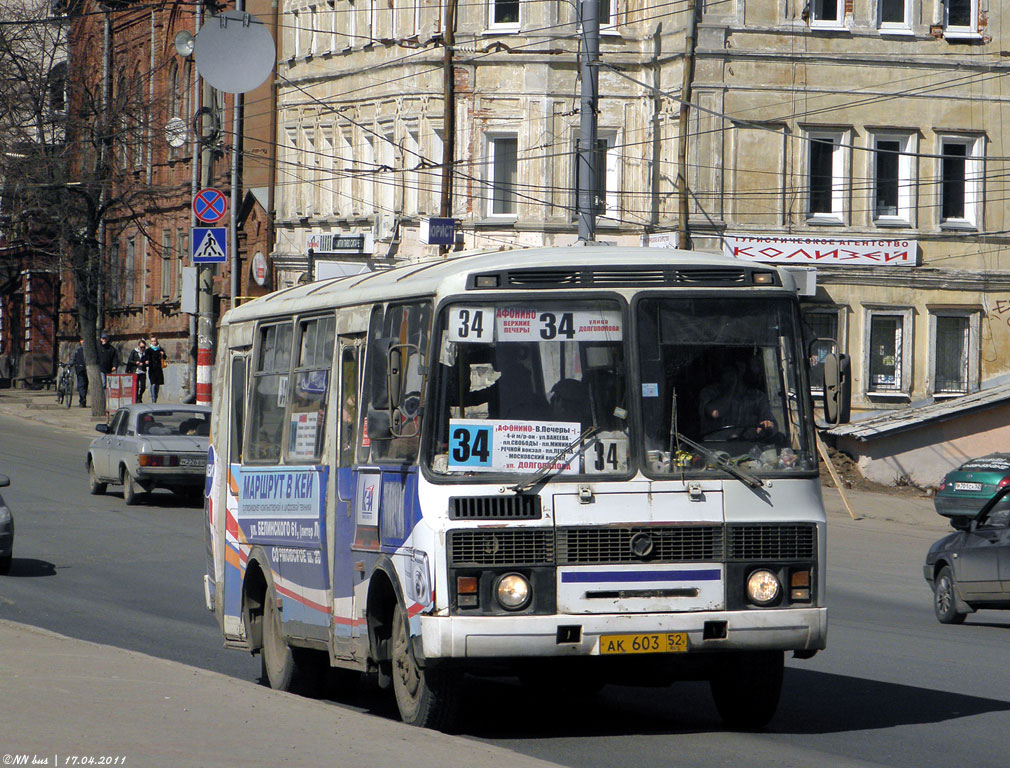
[194,11,275,94]
[165,117,188,148]
[174,30,195,58]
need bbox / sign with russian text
[724,235,918,267]
[447,419,582,473]
[447,307,623,343]
[420,217,456,245]
[237,465,327,547]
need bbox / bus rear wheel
[708,650,784,730]
[261,586,324,696]
[391,603,459,730]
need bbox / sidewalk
[0,620,562,768]
[0,385,154,435]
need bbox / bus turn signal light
[790,570,811,602]
[457,576,479,608]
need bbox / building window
[872,132,914,225]
[487,134,518,217]
[573,131,620,221]
[930,311,979,396]
[161,231,172,299]
[878,0,910,31]
[810,0,844,27]
[804,308,843,392]
[124,237,136,306]
[177,228,187,300]
[864,308,913,395]
[945,0,978,37]
[488,0,519,30]
[939,135,983,229]
[806,130,846,223]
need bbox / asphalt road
[2,411,1010,767]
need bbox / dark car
[0,473,11,574]
[924,484,1010,624]
[934,453,1010,518]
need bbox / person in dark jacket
[145,336,167,402]
[125,338,148,402]
[97,331,119,389]
[71,338,87,407]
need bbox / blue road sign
[192,227,228,264]
[193,188,228,224]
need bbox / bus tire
[261,586,323,696]
[709,650,783,730]
[391,603,459,730]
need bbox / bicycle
[55,362,74,408]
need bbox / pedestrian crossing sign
[192,227,228,264]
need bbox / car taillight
[139,454,179,467]
[999,477,1010,488]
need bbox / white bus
[204,247,843,730]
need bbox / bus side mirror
[387,346,403,410]
[387,343,421,438]
[822,350,851,426]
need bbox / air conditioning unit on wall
[374,213,395,241]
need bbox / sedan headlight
[495,573,532,610]
[746,569,781,606]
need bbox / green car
[935,454,1010,519]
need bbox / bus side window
[285,315,335,464]
[360,301,431,464]
[339,343,360,467]
[246,322,293,463]
[229,354,247,464]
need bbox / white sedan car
[86,404,210,505]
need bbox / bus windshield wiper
[511,426,599,494]
[672,431,764,489]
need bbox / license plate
[955,482,983,491]
[180,456,205,467]
[600,632,688,655]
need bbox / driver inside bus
[698,359,776,440]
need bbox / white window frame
[877,0,912,33]
[944,0,979,39]
[804,306,847,395]
[928,308,980,397]
[487,0,520,32]
[863,306,914,398]
[938,134,984,230]
[573,129,621,223]
[805,129,848,225]
[810,0,845,29]
[486,132,519,218]
[871,131,915,227]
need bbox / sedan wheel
[934,565,967,625]
[122,468,140,506]
[88,460,107,495]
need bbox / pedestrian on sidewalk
[145,336,167,403]
[97,332,119,390]
[125,338,148,402]
[72,338,87,407]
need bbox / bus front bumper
[420,607,827,659]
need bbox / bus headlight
[495,573,531,610]
[746,569,781,606]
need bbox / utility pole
[576,0,600,243]
[196,83,217,405]
[439,0,457,255]
[677,0,698,251]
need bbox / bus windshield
[428,300,630,478]
[636,296,816,477]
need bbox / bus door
[332,336,364,656]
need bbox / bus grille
[448,529,555,566]
[449,495,542,520]
[557,525,723,564]
[726,524,816,560]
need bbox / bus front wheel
[391,603,459,730]
[708,650,784,730]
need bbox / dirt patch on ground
[818,444,933,500]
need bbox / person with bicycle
[126,338,148,402]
